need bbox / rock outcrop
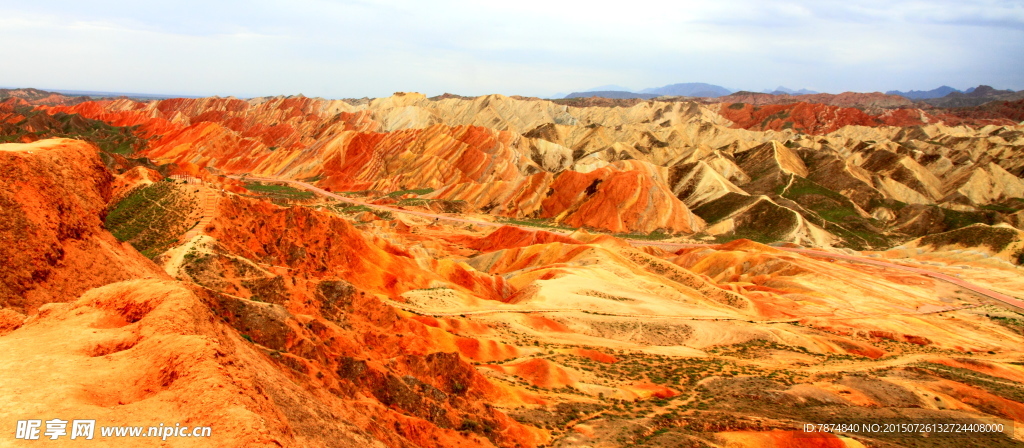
[0,139,164,312]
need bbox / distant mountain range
[920,85,1022,108]
[883,85,1024,104]
[563,91,659,100]
[562,82,733,99]
[639,83,733,97]
[559,82,1022,108]
[886,86,968,100]
[562,83,817,100]
[762,86,819,95]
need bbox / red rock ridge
[0,139,166,313]
[452,226,581,253]
[715,102,934,134]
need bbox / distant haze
[0,1,1021,98]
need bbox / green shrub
[104,182,198,258]
[385,188,435,198]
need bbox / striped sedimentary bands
[435,161,705,234]
[39,91,1024,241]
[46,94,718,234]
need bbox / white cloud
[0,0,1020,97]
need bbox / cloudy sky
[1,0,1021,98]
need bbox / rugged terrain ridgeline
[16,91,1023,249]
[0,88,97,106]
[1,88,1024,448]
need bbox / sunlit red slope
[0,139,163,312]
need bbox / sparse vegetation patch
[243,182,315,204]
[104,182,198,258]
[920,225,1018,253]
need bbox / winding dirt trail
[230,175,1024,312]
[179,186,218,244]
[386,300,978,321]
